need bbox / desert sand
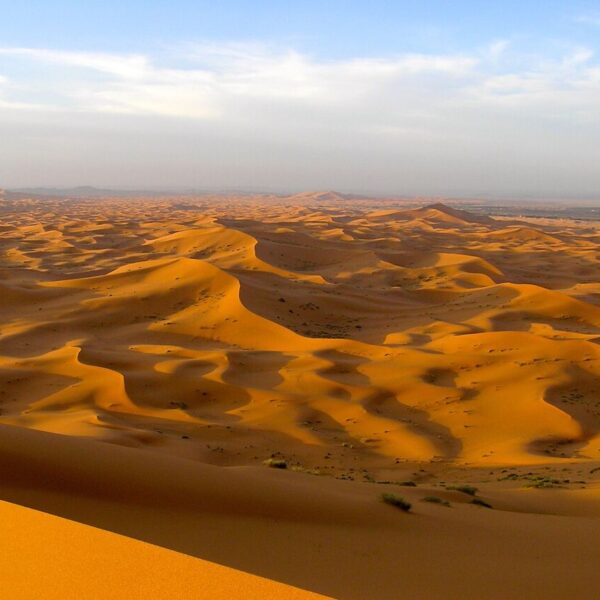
[1,190,600,598]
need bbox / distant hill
[6,187,374,202]
[9,186,171,198]
[366,202,494,226]
[420,202,495,224]
[283,190,366,203]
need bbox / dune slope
[1,193,600,597]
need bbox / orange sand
[0,499,327,599]
[1,190,599,598]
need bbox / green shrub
[447,484,478,496]
[381,493,412,512]
[421,496,450,507]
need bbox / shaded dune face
[0,194,599,474]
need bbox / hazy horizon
[2,1,600,197]
[4,184,600,204]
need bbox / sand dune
[1,423,600,599]
[1,192,599,597]
[0,498,325,600]
[367,203,494,226]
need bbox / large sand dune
[1,191,599,597]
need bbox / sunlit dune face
[0,193,599,475]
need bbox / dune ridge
[2,194,599,467]
[1,422,600,599]
[1,192,600,597]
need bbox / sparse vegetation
[263,458,288,469]
[470,498,493,508]
[381,493,412,512]
[499,472,581,488]
[447,484,478,496]
[525,477,563,489]
[291,465,323,476]
[421,496,450,507]
[498,472,519,481]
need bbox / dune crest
[1,193,600,597]
[1,195,599,468]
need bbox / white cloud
[0,42,599,194]
[0,42,597,127]
[0,73,50,110]
[0,48,151,79]
[0,44,479,119]
[487,40,510,60]
[573,13,600,27]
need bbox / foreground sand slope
[0,499,326,600]
[0,423,599,599]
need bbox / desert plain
[1,189,600,598]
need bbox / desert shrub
[526,478,561,489]
[421,496,450,507]
[381,493,412,512]
[447,484,478,496]
[498,473,519,481]
[470,498,493,509]
[263,458,287,469]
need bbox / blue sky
[1,1,600,196]
[3,1,600,56]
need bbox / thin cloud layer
[0,42,599,194]
[0,45,481,119]
[1,42,599,124]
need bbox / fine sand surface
[1,191,600,598]
[0,495,325,600]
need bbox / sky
[1,1,600,198]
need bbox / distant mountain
[9,186,348,199]
[9,186,169,198]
